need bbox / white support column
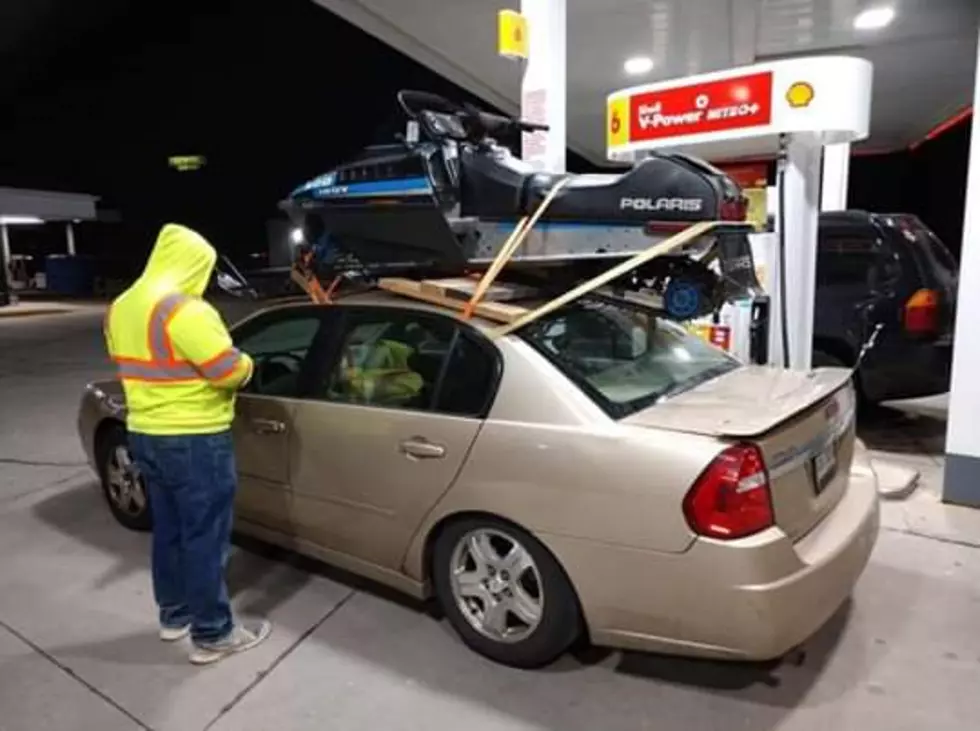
[820,142,851,212]
[943,24,980,506]
[520,0,566,173]
[0,223,10,305]
[0,223,10,270]
[65,222,76,256]
[780,135,823,370]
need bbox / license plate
[811,440,838,494]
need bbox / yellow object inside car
[336,338,424,406]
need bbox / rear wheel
[432,516,582,668]
[97,424,152,532]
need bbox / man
[104,223,271,665]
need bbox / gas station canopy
[313,0,978,163]
[0,187,99,224]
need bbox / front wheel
[432,517,583,668]
[97,424,152,532]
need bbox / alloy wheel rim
[449,528,544,644]
[105,446,146,516]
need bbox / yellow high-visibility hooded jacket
[104,224,254,435]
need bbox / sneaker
[189,621,272,666]
[160,624,191,642]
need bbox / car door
[231,307,335,534]
[287,305,501,570]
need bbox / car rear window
[520,299,740,418]
[883,215,958,282]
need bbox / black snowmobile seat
[522,156,724,223]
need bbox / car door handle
[399,438,446,460]
[251,418,287,435]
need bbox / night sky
[0,0,972,276]
[0,0,595,274]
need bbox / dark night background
[0,0,972,280]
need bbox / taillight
[719,196,748,221]
[683,444,774,540]
[904,288,939,336]
[644,221,690,235]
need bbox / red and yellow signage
[498,10,529,60]
[626,72,773,143]
[607,95,629,148]
[686,323,732,352]
[606,57,872,161]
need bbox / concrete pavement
[1,305,979,731]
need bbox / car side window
[234,312,323,397]
[319,309,457,411]
[435,333,499,417]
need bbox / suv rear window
[817,233,881,286]
[520,299,739,418]
[884,215,957,283]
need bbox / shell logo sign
[786,82,815,108]
[605,57,872,162]
[607,95,629,148]
[606,71,774,149]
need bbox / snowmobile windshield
[520,299,740,419]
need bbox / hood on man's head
[141,224,217,296]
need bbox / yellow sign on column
[607,95,629,149]
[498,9,529,60]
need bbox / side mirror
[214,256,258,300]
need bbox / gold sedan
[78,292,879,668]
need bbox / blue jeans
[128,430,236,646]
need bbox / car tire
[97,424,152,532]
[431,516,583,669]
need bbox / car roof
[250,289,513,333]
[819,209,875,225]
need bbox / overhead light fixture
[0,215,44,225]
[624,56,654,76]
[169,155,207,172]
[853,5,895,30]
[290,228,305,244]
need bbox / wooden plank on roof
[378,277,528,323]
[418,277,537,303]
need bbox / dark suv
[813,211,957,404]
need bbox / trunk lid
[624,366,858,541]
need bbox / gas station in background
[606,56,872,370]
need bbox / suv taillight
[683,444,774,540]
[904,288,939,336]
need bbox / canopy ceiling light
[853,5,895,31]
[624,56,654,76]
[0,215,44,225]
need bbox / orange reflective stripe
[111,293,240,385]
[111,293,196,383]
[114,358,199,382]
[198,348,245,381]
[148,293,190,362]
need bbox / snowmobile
[279,90,763,321]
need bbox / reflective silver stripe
[148,293,190,361]
[198,348,245,380]
[115,360,199,381]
